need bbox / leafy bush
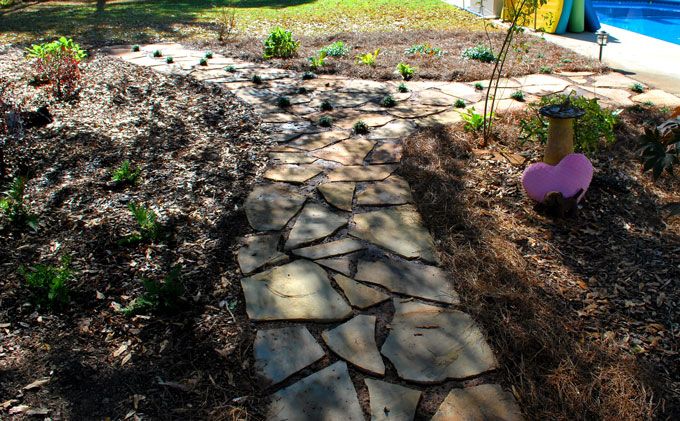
[26,37,86,98]
[121,202,160,244]
[199,58,208,66]
[511,90,525,102]
[355,49,380,66]
[461,107,490,132]
[213,3,237,43]
[404,43,444,58]
[153,49,162,57]
[308,51,327,70]
[252,74,263,84]
[263,27,300,59]
[165,56,174,64]
[539,66,553,74]
[131,45,140,52]
[380,95,397,108]
[224,65,236,73]
[631,83,645,93]
[454,99,466,108]
[320,99,333,111]
[19,255,73,309]
[638,124,679,179]
[353,120,369,134]
[204,51,213,59]
[123,266,184,315]
[474,82,484,90]
[318,115,333,127]
[519,93,621,154]
[462,45,496,63]
[321,41,349,57]
[0,177,37,231]
[397,83,409,93]
[302,71,316,80]
[277,96,291,108]
[396,62,415,81]
[112,160,141,185]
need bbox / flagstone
[591,72,642,89]
[357,176,413,206]
[632,90,680,107]
[349,206,438,262]
[264,164,323,184]
[268,361,364,421]
[312,138,376,165]
[365,379,422,421]
[469,78,520,89]
[289,130,351,151]
[241,260,352,322]
[285,203,349,249]
[245,184,306,231]
[368,142,403,164]
[579,86,634,106]
[316,256,353,276]
[318,182,355,211]
[368,120,419,139]
[334,273,390,309]
[261,112,305,124]
[514,74,569,88]
[292,238,365,259]
[417,89,457,106]
[238,233,288,275]
[269,152,317,164]
[355,259,458,304]
[327,165,397,182]
[438,82,484,102]
[431,384,524,421]
[322,315,385,375]
[387,104,448,119]
[334,113,396,130]
[418,109,464,127]
[381,300,497,383]
[254,326,325,386]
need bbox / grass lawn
[0,0,485,45]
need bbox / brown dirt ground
[208,29,607,82]
[0,48,269,420]
[399,108,680,420]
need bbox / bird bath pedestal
[539,103,585,165]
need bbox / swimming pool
[593,0,680,45]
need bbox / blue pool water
[593,0,680,45]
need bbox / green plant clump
[355,49,380,66]
[263,27,300,59]
[0,177,38,231]
[320,41,350,57]
[380,94,397,108]
[121,202,161,244]
[26,37,87,98]
[297,86,308,94]
[165,56,174,64]
[302,71,317,80]
[396,62,415,81]
[404,43,444,58]
[19,255,73,309]
[112,160,141,185]
[277,96,291,108]
[318,115,333,127]
[631,83,645,93]
[462,45,496,63]
[204,51,213,59]
[397,83,409,93]
[510,90,525,102]
[461,107,491,132]
[320,99,333,111]
[123,266,184,315]
[252,74,263,84]
[308,51,327,70]
[539,66,553,74]
[474,82,484,90]
[519,92,621,155]
[131,45,140,52]
[638,125,679,180]
[454,99,466,108]
[153,50,162,57]
[199,58,208,66]
[224,65,237,73]
[353,120,369,135]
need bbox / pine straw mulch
[210,29,607,83]
[0,48,270,419]
[399,107,679,420]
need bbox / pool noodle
[584,0,602,32]
[556,0,574,34]
[569,0,586,32]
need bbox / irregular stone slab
[261,112,305,124]
[334,273,390,309]
[469,78,520,89]
[513,74,569,89]
[355,258,458,304]
[316,257,352,276]
[289,130,351,151]
[313,138,376,165]
[579,86,634,106]
[269,152,317,164]
[293,238,365,259]
[268,361,364,421]
[368,120,419,140]
[241,260,352,321]
[245,184,306,231]
[591,72,642,89]
[285,203,348,249]
[357,176,413,206]
[349,206,438,263]
[431,384,524,421]
[340,79,390,92]
[322,315,385,375]
[254,326,325,386]
[417,89,457,106]
[381,300,497,383]
[418,109,464,127]
[369,143,403,164]
[632,90,680,107]
[264,164,323,184]
[387,104,448,119]
[365,379,422,421]
[438,82,483,102]
[327,165,397,182]
[237,233,289,275]
[318,182,355,211]
[334,113,396,130]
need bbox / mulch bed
[213,29,606,82]
[0,48,269,420]
[399,108,679,420]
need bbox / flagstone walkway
[110,43,680,420]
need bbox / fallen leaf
[23,378,50,390]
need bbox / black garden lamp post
[596,30,608,62]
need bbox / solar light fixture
[596,30,609,62]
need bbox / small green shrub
[462,45,496,63]
[461,107,490,132]
[355,49,380,66]
[263,27,300,59]
[26,37,86,98]
[474,82,484,90]
[112,160,141,185]
[199,58,208,66]
[510,90,525,102]
[131,45,140,52]
[318,115,333,127]
[308,51,327,70]
[321,41,349,57]
[353,120,369,135]
[397,83,409,93]
[224,65,237,73]
[204,51,213,59]
[165,56,174,64]
[320,99,333,111]
[19,255,73,309]
[252,74,263,84]
[153,50,162,57]
[631,83,645,93]
[277,96,291,108]
[297,86,308,94]
[454,99,466,108]
[0,177,38,231]
[123,266,184,315]
[380,95,397,108]
[561,58,573,63]
[405,43,444,58]
[539,66,553,74]
[121,202,160,244]
[519,92,621,154]
[536,52,545,59]
[302,71,317,80]
[638,125,679,180]
[643,101,655,107]
[396,62,415,81]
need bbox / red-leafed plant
[26,37,86,98]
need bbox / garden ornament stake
[596,30,608,62]
[539,98,585,165]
